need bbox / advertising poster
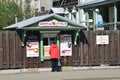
[26,42,39,57]
[60,35,72,56]
[44,46,50,57]
[26,36,39,57]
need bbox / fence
[0,30,120,69]
[78,30,120,66]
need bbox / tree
[0,2,23,30]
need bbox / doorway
[39,31,60,61]
[43,33,57,58]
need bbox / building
[53,0,120,30]
[52,0,86,28]
[78,0,120,30]
[4,13,85,63]
[20,0,52,17]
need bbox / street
[0,68,120,80]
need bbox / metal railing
[91,22,120,30]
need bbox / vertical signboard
[26,36,39,57]
[60,35,72,56]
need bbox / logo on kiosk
[39,21,67,27]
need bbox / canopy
[3,13,86,30]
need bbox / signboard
[39,21,67,27]
[60,35,72,56]
[96,35,109,44]
[26,36,39,57]
[26,42,39,57]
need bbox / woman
[49,41,60,72]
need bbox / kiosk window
[43,33,57,46]
[43,38,48,45]
[43,37,55,46]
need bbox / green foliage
[0,2,23,30]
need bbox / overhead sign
[39,21,68,27]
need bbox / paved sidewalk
[0,66,120,80]
[0,68,120,80]
[0,66,120,74]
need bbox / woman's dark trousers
[51,58,58,72]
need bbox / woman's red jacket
[49,44,60,59]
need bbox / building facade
[20,0,52,17]
[78,0,120,30]
[53,0,120,31]
[52,0,86,28]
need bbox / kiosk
[4,13,85,62]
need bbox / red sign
[39,21,67,27]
